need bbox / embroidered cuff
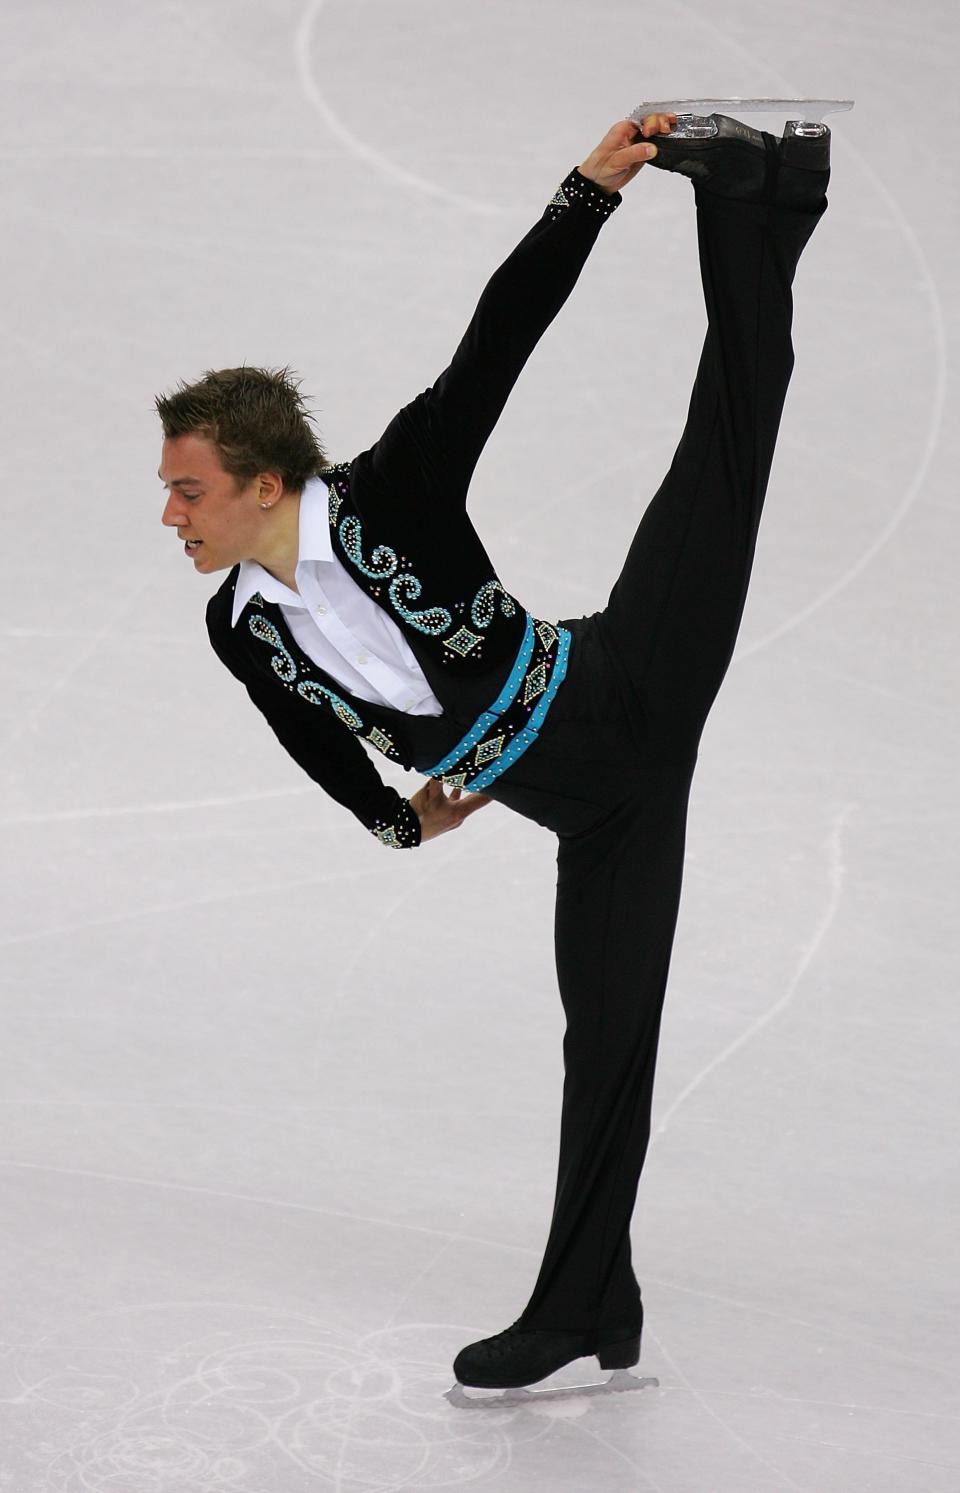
[370,796,422,850]
[546,167,622,222]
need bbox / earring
[260,502,270,510]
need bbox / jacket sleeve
[208,619,422,850]
[359,167,622,512]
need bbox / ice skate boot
[444,1313,658,1407]
[639,111,773,201]
[629,98,848,206]
[775,119,831,209]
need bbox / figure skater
[155,109,830,1391]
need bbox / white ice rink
[2,1,958,1488]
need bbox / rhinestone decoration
[388,573,453,636]
[371,798,421,849]
[546,167,621,221]
[323,464,520,657]
[474,735,505,767]
[339,513,398,579]
[471,579,517,630]
[421,614,572,794]
[249,615,297,684]
[523,662,547,703]
[295,679,364,729]
[246,611,406,764]
[366,726,396,755]
[445,626,483,657]
[245,462,572,829]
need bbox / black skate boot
[644,112,772,201]
[451,1313,642,1390]
[776,119,831,209]
[644,112,831,210]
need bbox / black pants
[482,181,829,1337]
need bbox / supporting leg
[516,768,694,1334]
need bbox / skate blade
[444,1367,659,1409]
[630,98,854,128]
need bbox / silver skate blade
[444,1368,659,1409]
[630,98,854,127]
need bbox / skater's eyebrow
[158,470,203,488]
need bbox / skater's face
[159,434,280,574]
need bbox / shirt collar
[231,474,332,626]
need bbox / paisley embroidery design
[296,679,365,730]
[338,514,398,579]
[388,573,453,636]
[247,611,399,762]
[471,579,517,630]
[248,615,297,684]
[323,467,521,661]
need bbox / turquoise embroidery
[388,573,453,636]
[247,611,398,760]
[248,615,297,684]
[326,473,519,651]
[339,513,398,579]
[421,613,572,792]
[471,579,516,629]
[296,679,365,730]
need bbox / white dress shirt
[231,475,444,716]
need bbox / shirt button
[315,605,327,615]
[356,653,368,665]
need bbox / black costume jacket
[206,167,622,848]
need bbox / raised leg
[599,182,828,757]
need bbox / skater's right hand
[578,113,676,195]
[408,777,493,842]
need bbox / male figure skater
[156,110,830,1390]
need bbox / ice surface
[1,0,958,1489]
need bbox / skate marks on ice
[643,18,945,667]
[2,1303,580,1490]
[294,0,503,218]
[655,800,859,1139]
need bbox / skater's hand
[408,777,493,842]
[578,113,677,194]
